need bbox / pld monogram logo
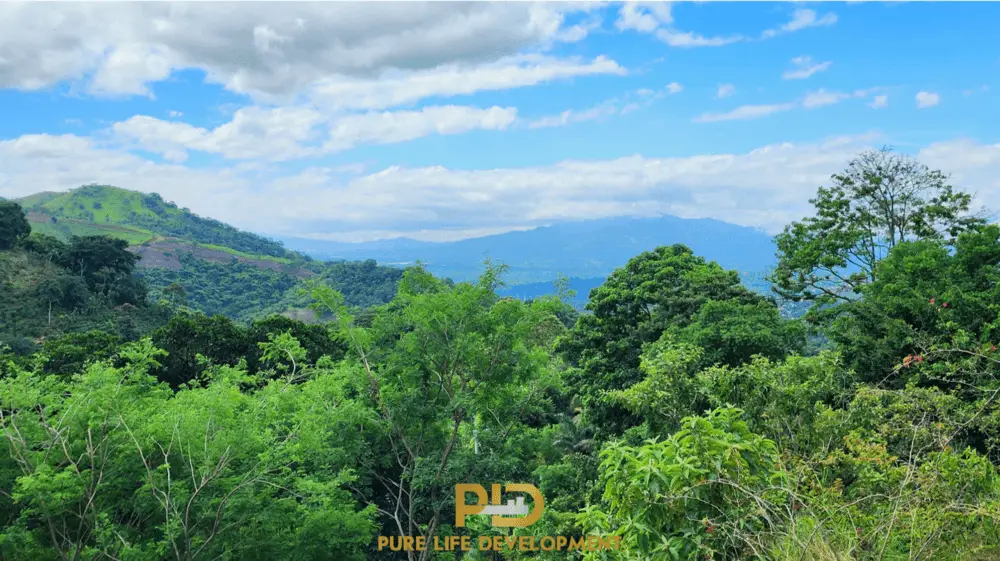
[455,483,544,528]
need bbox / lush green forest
[2,149,1000,560]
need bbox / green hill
[17,184,291,257]
[8,185,406,322]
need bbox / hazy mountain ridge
[279,215,779,284]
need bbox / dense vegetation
[139,255,405,321]
[0,230,171,352]
[139,254,302,321]
[3,149,1000,560]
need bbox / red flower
[991,345,997,352]
[943,302,949,308]
[916,355,924,362]
[930,298,936,304]
[706,525,715,534]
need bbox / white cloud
[696,88,877,122]
[762,8,838,39]
[717,84,735,98]
[528,102,621,129]
[324,106,517,152]
[782,56,832,80]
[310,54,625,112]
[655,28,743,48]
[528,85,676,128]
[112,107,327,161]
[616,2,743,48]
[916,91,941,108]
[4,132,998,241]
[963,85,989,96]
[0,3,596,99]
[111,105,516,161]
[88,43,175,97]
[694,103,798,123]
[801,88,871,108]
[615,2,673,33]
[918,139,1000,214]
[869,95,888,109]
[616,4,838,50]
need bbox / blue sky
[1,2,998,241]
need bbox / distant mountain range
[277,215,779,285]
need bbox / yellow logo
[455,483,544,528]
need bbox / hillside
[278,215,779,284]
[17,184,291,257]
[8,185,405,321]
[0,238,171,350]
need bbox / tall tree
[829,224,1000,385]
[308,265,560,561]
[557,244,768,437]
[0,201,30,250]
[771,148,987,307]
[58,235,139,287]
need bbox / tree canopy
[770,147,987,308]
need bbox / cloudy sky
[1,2,998,242]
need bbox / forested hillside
[2,149,1000,560]
[9,185,406,321]
[18,184,291,257]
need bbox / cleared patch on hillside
[131,240,313,278]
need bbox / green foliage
[39,329,123,376]
[0,339,377,559]
[149,313,253,387]
[770,148,986,308]
[582,408,788,561]
[558,244,775,437]
[305,266,563,560]
[140,253,300,321]
[0,201,31,250]
[58,235,147,305]
[143,312,349,388]
[0,246,168,344]
[671,299,807,369]
[828,225,1000,385]
[139,253,404,322]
